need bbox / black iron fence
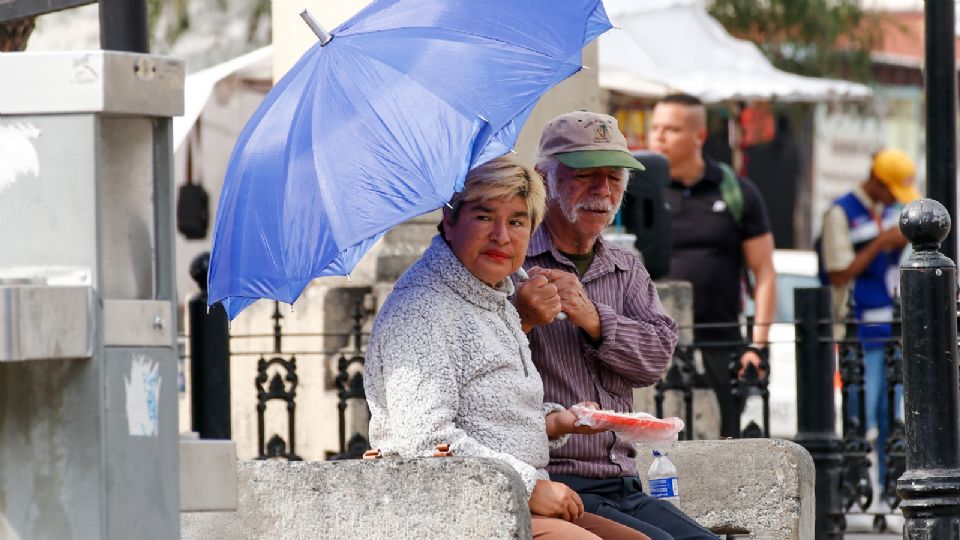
[654,295,910,535]
[181,298,371,461]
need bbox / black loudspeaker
[620,151,671,280]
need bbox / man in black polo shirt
[650,93,777,438]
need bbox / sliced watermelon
[571,405,683,443]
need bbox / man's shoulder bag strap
[718,162,744,225]
[718,162,752,298]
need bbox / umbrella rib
[276,55,331,284]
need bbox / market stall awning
[598,0,872,103]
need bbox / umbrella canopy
[208,0,612,318]
[598,0,872,103]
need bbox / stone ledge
[635,438,815,539]
[181,457,532,540]
[182,439,814,540]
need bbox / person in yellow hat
[818,148,920,506]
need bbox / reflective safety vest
[830,192,902,347]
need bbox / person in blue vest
[819,148,920,502]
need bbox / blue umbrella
[208,0,613,319]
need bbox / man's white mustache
[575,200,615,213]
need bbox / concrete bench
[182,439,813,540]
[636,439,815,539]
[181,457,532,539]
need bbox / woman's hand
[529,480,584,522]
[514,266,562,332]
[545,402,606,438]
[540,269,601,339]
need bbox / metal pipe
[897,198,960,536]
[793,287,843,540]
[99,0,148,52]
[924,0,957,262]
[300,9,333,46]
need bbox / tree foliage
[147,0,269,47]
[707,0,882,82]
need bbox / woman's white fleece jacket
[364,235,566,496]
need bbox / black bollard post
[794,287,844,539]
[897,199,960,536]
[188,252,231,439]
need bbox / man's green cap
[538,111,644,171]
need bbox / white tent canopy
[598,0,872,103]
[172,46,273,151]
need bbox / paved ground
[843,512,902,538]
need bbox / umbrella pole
[300,9,333,46]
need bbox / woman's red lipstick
[482,249,510,261]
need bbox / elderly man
[514,111,716,540]
[650,93,776,439]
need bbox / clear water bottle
[647,450,680,506]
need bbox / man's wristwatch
[745,342,768,356]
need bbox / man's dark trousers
[552,474,718,540]
[701,345,744,439]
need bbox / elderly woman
[364,156,649,540]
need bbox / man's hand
[738,349,765,379]
[545,401,606,438]
[878,226,907,251]
[528,480,584,522]
[514,266,562,332]
[536,269,602,339]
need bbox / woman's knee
[531,515,602,540]
[574,512,651,540]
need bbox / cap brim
[888,182,921,204]
[554,150,645,171]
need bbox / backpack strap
[718,162,751,298]
[718,162,744,225]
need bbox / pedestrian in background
[818,148,918,503]
[650,93,777,439]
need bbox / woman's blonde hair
[443,155,546,231]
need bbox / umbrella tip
[301,9,334,45]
